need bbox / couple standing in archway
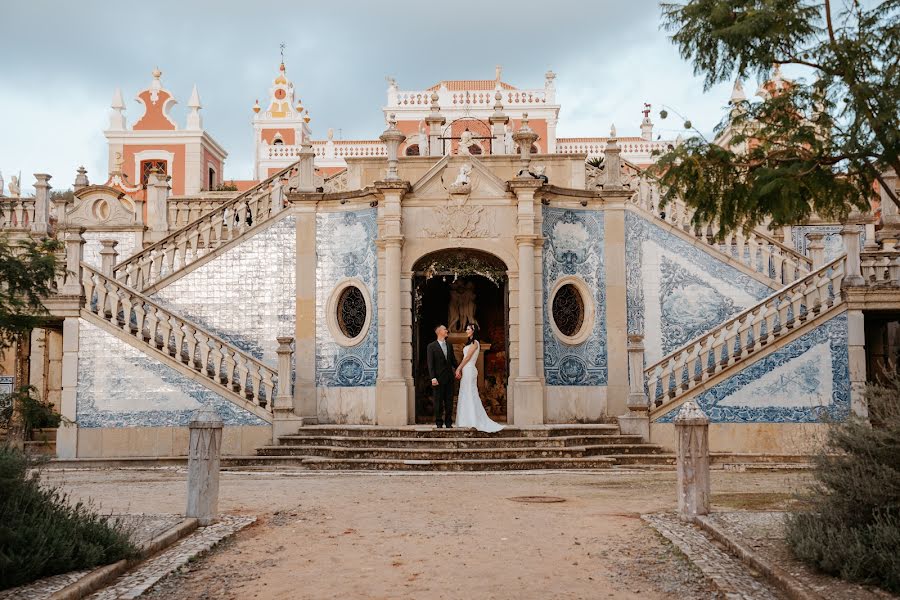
[427,323,504,432]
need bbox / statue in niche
[8,175,20,198]
[449,280,478,332]
[452,163,472,187]
[458,130,474,155]
[503,123,515,154]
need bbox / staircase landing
[254,424,675,471]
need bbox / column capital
[375,180,411,196]
[508,178,543,193]
[377,234,404,249]
[514,234,540,247]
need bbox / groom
[427,324,460,428]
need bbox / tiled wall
[625,211,774,364]
[541,207,607,386]
[791,224,864,262]
[656,311,850,423]
[152,214,297,368]
[315,209,378,387]
[77,320,265,427]
[82,231,136,270]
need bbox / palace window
[140,160,168,185]
[552,283,585,338]
[405,144,420,156]
[337,285,367,339]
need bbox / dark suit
[427,339,458,427]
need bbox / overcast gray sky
[0,0,743,192]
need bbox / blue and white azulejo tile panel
[152,214,296,369]
[76,320,265,428]
[82,231,136,270]
[541,207,607,386]
[656,311,850,423]
[625,211,773,364]
[315,209,378,387]
[791,224,864,263]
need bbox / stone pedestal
[675,401,710,519]
[186,407,223,526]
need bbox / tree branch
[824,0,837,45]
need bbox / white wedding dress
[455,342,504,433]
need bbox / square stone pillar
[146,170,170,244]
[425,92,445,157]
[604,193,630,417]
[675,401,710,519]
[617,334,649,441]
[375,181,411,425]
[294,204,318,423]
[847,309,868,419]
[509,179,544,425]
[56,317,80,458]
[32,174,51,236]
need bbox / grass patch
[712,492,797,511]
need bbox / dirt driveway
[44,468,806,600]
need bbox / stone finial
[430,91,440,109]
[609,123,617,139]
[327,128,334,141]
[186,406,223,526]
[186,84,202,130]
[513,113,540,174]
[604,125,623,189]
[379,113,406,181]
[544,69,556,88]
[252,99,261,114]
[674,401,709,426]
[74,166,89,191]
[109,88,126,130]
[495,64,502,82]
[32,174,52,236]
[730,78,746,104]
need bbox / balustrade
[0,198,35,230]
[645,256,846,413]
[860,250,900,286]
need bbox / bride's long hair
[464,323,479,347]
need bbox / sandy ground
[43,468,808,600]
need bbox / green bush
[786,374,900,593]
[0,386,62,439]
[0,446,138,590]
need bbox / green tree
[0,236,61,445]
[655,0,900,234]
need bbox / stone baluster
[618,334,649,441]
[807,233,826,269]
[146,169,170,244]
[99,239,119,277]
[675,401,710,519]
[186,406,223,526]
[32,174,51,236]
[380,114,406,181]
[61,228,86,297]
[841,225,864,286]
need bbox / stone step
[257,445,597,460]
[291,425,621,439]
[581,444,668,456]
[274,434,645,449]
[605,453,678,466]
[291,456,618,471]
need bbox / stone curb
[47,518,199,600]
[693,515,824,600]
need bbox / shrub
[0,386,62,439]
[785,374,900,593]
[0,446,138,590]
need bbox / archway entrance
[411,249,509,424]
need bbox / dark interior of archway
[412,270,508,424]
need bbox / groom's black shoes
[445,424,453,429]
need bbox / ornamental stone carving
[423,203,496,239]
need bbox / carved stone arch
[68,186,137,227]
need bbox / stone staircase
[254,425,675,471]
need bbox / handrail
[645,255,846,414]
[114,159,301,280]
[81,262,278,413]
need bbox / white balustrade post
[603,125,623,190]
[298,144,316,193]
[186,406,223,526]
[489,92,509,155]
[806,233,826,269]
[512,113,539,175]
[32,173,51,236]
[841,224,864,286]
[61,228,86,297]
[271,335,303,440]
[52,187,70,231]
[132,196,146,248]
[99,239,119,277]
[675,401,710,520]
[146,169,170,244]
[618,334,650,441]
[379,114,406,180]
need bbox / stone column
[546,115,558,153]
[509,179,544,425]
[56,316,80,458]
[489,92,509,155]
[806,233,826,269]
[604,191,630,417]
[61,228,86,297]
[425,92,445,157]
[604,126,623,190]
[52,189,70,231]
[32,174,51,236]
[99,239,119,277]
[146,170,170,244]
[847,309,868,418]
[375,182,410,425]
[294,204,318,422]
[186,406,223,526]
[841,224,864,287]
[132,196,146,249]
[675,401,710,519]
[272,336,302,440]
[617,334,649,441]
[298,144,316,192]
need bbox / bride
[455,324,504,433]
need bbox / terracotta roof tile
[427,80,517,91]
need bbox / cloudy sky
[0,0,746,193]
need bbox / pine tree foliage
[656,0,900,234]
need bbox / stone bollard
[186,406,223,526]
[675,401,710,520]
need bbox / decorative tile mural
[77,320,265,427]
[791,224,864,262]
[656,312,850,423]
[152,214,296,368]
[625,211,774,364]
[541,207,607,386]
[316,209,378,387]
